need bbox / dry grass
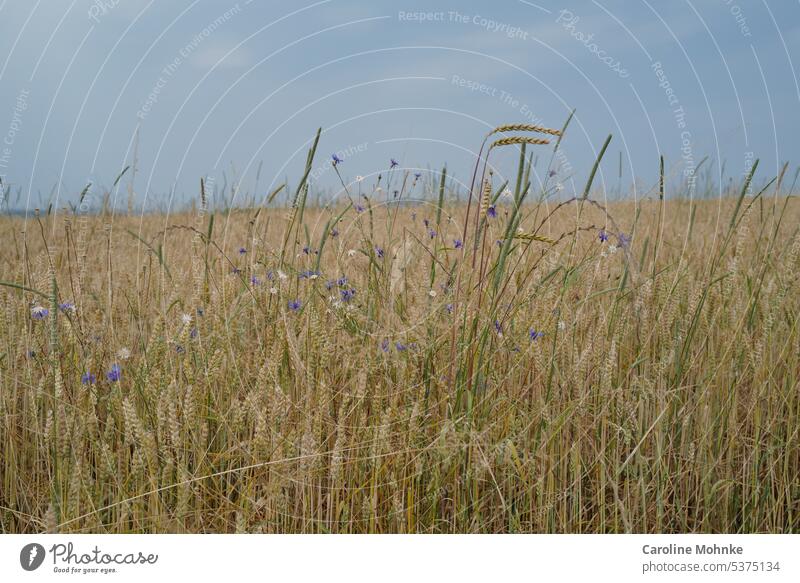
[1,141,798,534]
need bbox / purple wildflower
[288,299,302,312]
[494,320,503,335]
[336,276,348,287]
[618,233,631,248]
[175,345,185,354]
[423,218,430,228]
[375,246,384,258]
[445,303,453,314]
[340,288,356,302]
[238,247,246,255]
[549,169,557,177]
[302,245,310,255]
[325,280,334,290]
[31,306,49,320]
[197,307,205,316]
[599,230,608,243]
[454,239,463,249]
[389,158,399,168]
[355,204,365,213]
[529,328,545,341]
[395,341,407,351]
[428,229,437,239]
[250,276,261,286]
[330,228,339,238]
[380,339,390,352]
[81,372,96,385]
[414,172,422,179]
[332,153,343,165]
[106,364,122,383]
[58,301,76,312]
[487,205,497,218]
[190,327,198,339]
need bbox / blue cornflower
[106,364,122,383]
[332,153,343,165]
[266,270,275,281]
[549,169,557,177]
[302,245,310,255]
[250,276,261,286]
[196,307,205,316]
[325,280,334,290]
[618,233,631,248]
[175,345,185,354]
[599,230,608,242]
[81,372,96,385]
[355,204,365,213]
[375,246,384,258]
[31,306,49,320]
[337,276,348,287]
[529,328,545,341]
[380,339,390,352]
[496,239,503,247]
[340,288,356,302]
[389,158,399,168]
[487,205,497,218]
[190,327,198,339]
[298,270,320,279]
[395,341,407,351]
[428,229,437,239]
[231,267,241,275]
[330,228,339,238]
[454,239,463,249]
[238,247,246,255]
[58,301,76,313]
[288,299,302,312]
[445,303,453,314]
[423,218,430,228]
[414,172,422,179]
[494,320,503,335]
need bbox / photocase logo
[20,543,46,571]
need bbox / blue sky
[0,0,798,210]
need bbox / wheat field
[1,128,798,534]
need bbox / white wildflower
[428,289,437,298]
[181,313,192,325]
[269,287,278,295]
[347,249,357,258]
[356,175,364,182]
[117,347,131,361]
[277,270,288,280]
